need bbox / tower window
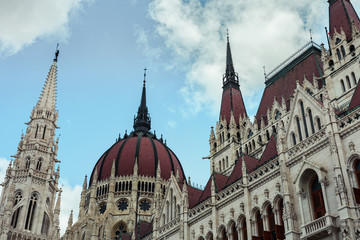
[36,158,43,171]
[336,48,342,60]
[352,72,357,85]
[25,157,31,169]
[25,193,38,230]
[310,176,326,219]
[341,79,346,92]
[14,191,22,206]
[341,45,346,58]
[11,206,22,228]
[42,125,47,139]
[346,76,351,89]
[41,212,50,235]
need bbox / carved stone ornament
[264,188,269,199]
[349,141,355,152]
[240,202,245,212]
[253,195,258,205]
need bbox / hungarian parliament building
[1,0,360,239]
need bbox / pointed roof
[347,81,360,111]
[133,69,151,132]
[226,155,258,186]
[257,135,278,167]
[36,51,59,112]
[329,0,360,42]
[255,43,323,128]
[219,34,247,125]
[197,173,228,204]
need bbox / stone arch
[227,219,238,240]
[217,224,228,240]
[111,221,127,239]
[205,231,214,240]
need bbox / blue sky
[1,0,359,234]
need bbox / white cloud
[0,157,10,198]
[168,120,177,128]
[0,0,91,57]
[148,0,332,116]
[59,179,82,235]
[134,24,163,60]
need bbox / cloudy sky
[1,0,359,235]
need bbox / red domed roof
[90,131,185,184]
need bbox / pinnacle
[36,60,58,112]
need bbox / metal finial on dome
[133,69,151,132]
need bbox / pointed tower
[328,0,360,42]
[133,68,151,132]
[219,33,247,126]
[210,33,247,175]
[0,49,62,240]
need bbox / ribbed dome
[89,131,185,185]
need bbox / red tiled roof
[348,81,360,111]
[220,87,247,125]
[137,221,153,239]
[257,135,278,167]
[329,0,360,42]
[226,155,258,186]
[197,173,229,204]
[89,132,185,185]
[187,185,203,209]
[255,50,322,128]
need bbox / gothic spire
[133,68,151,132]
[36,48,60,112]
[328,0,360,42]
[223,31,239,89]
[219,32,247,126]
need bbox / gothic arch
[217,224,228,240]
[111,221,127,239]
[205,231,214,240]
[261,200,272,213]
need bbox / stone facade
[0,54,62,240]
[2,1,360,240]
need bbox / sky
[1,0,359,235]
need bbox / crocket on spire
[36,48,60,113]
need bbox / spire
[133,68,151,132]
[36,47,59,112]
[328,0,360,42]
[219,31,247,126]
[223,30,239,89]
[67,210,73,228]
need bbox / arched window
[316,117,322,131]
[35,124,39,138]
[300,101,309,138]
[248,130,253,139]
[275,199,285,239]
[310,176,326,219]
[296,117,303,142]
[274,110,281,120]
[173,196,177,218]
[162,214,166,226]
[353,159,360,204]
[42,125,47,139]
[230,221,238,240]
[252,140,256,150]
[341,45,346,57]
[11,206,22,228]
[255,210,263,239]
[346,76,351,89]
[219,161,222,172]
[25,157,30,169]
[336,48,342,60]
[265,206,276,239]
[352,72,357,85]
[36,158,42,171]
[222,159,225,170]
[266,130,270,141]
[341,80,346,92]
[166,201,170,223]
[25,193,38,230]
[240,218,247,240]
[227,133,230,140]
[291,132,297,146]
[226,156,229,168]
[245,145,248,154]
[14,192,22,206]
[41,212,50,235]
[220,227,228,240]
[308,109,315,134]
